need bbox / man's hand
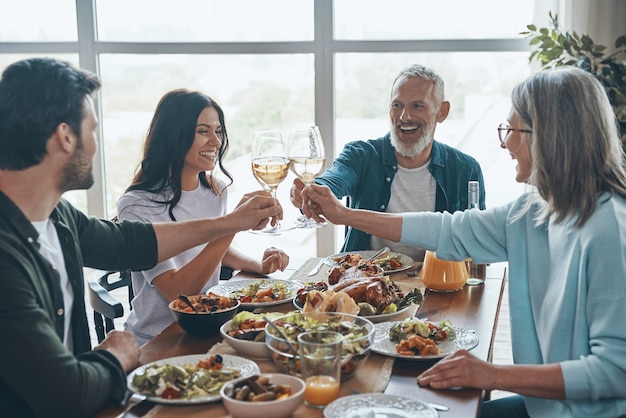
[301,183,346,225]
[290,178,306,210]
[95,330,140,373]
[260,247,289,274]
[232,191,283,231]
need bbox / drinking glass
[250,129,292,235]
[286,125,327,228]
[297,331,342,409]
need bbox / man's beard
[389,123,433,157]
[59,138,94,192]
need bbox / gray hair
[512,66,626,227]
[391,64,445,103]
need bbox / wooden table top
[93,259,507,418]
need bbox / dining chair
[87,269,134,343]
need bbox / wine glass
[250,129,292,235]
[286,125,327,229]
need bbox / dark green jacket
[0,192,157,417]
[316,134,486,252]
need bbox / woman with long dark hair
[118,89,289,345]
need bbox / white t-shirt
[370,163,435,261]
[117,181,227,345]
[31,219,74,350]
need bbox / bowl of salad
[265,311,374,380]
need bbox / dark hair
[126,89,233,221]
[0,57,100,170]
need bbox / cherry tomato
[161,388,181,399]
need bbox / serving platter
[210,278,303,308]
[127,354,260,404]
[323,250,415,274]
[292,297,413,324]
[324,393,438,418]
[371,322,478,361]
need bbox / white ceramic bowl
[220,319,271,360]
[220,373,305,418]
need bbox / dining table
[93,256,507,418]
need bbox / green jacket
[0,192,157,417]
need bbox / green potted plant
[521,12,626,145]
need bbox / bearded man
[290,64,485,261]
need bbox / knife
[307,258,326,276]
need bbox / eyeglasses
[497,123,532,145]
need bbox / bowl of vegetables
[265,311,374,380]
[169,293,240,336]
[220,373,305,418]
[220,311,284,360]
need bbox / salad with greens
[130,355,240,400]
[389,317,456,343]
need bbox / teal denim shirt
[316,133,485,252]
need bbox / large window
[0,0,536,258]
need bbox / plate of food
[323,250,415,274]
[293,280,422,324]
[372,317,478,360]
[127,354,260,404]
[210,278,303,308]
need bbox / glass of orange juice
[421,250,468,292]
[297,331,343,408]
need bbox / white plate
[323,251,415,274]
[372,322,478,360]
[292,297,413,324]
[210,278,303,308]
[127,354,260,404]
[324,393,438,418]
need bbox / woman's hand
[260,247,289,274]
[417,349,497,390]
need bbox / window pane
[334,0,534,40]
[99,53,315,254]
[334,52,530,247]
[0,0,77,41]
[96,0,313,42]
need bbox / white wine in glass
[287,125,327,229]
[251,129,291,235]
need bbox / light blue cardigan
[401,192,626,417]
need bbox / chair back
[87,269,133,343]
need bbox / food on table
[229,279,293,303]
[130,355,240,400]
[226,375,293,402]
[388,317,456,357]
[226,311,284,342]
[170,292,238,313]
[328,254,383,285]
[266,312,373,378]
[395,334,441,356]
[302,289,360,315]
[374,253,405,270]
[294,281,329,305]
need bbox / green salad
[131,356,240,400]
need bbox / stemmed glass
[250,129,292,235]
[286,125,327,229]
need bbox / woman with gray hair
[301,67,626,417]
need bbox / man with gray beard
[290,64,485,261]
